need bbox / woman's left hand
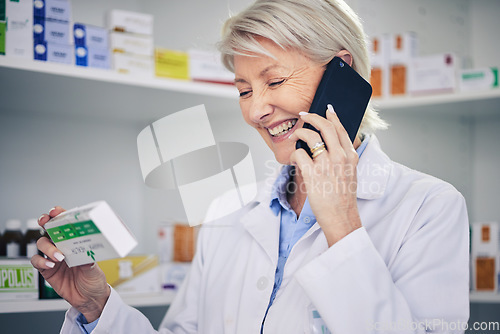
[289,104,362,247]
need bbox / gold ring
[312,147,327,159]
[310,142,325,154]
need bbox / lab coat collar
[356,135,392,200]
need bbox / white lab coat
[60,136,470,334]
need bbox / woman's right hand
[31,206,111,323]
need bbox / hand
[289,105,362,246]
[31,206,110,322]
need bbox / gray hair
[218,0,388,134]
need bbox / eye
[239,89,252,98]
[269,79,285,87]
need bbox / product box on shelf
[0,0,5,21]
[160,262,190,291]
[98,255,160,296]
[75,45,110,69]
[33,0,71,23]
[389,31,418,96]
[34,41,73,64]
[73,23,108,49]
[459,67,499,92]
[109,31,154,57]
[5,0,33,59]
[0,21,5,55]
[471,222,500,291]
[369,34,390,98]
[33,16,71,44]
[44,201,138,267]
[0,258,39,300]
[107,9,153,36]
[112,52,154,77]
[188,49,234,84]
[408,53,457,95]
[155,48,189,80]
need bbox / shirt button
[304,216,311,223]
[257,277,269,290]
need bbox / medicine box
[0,259,39,300]
[73,23,108,49]
[160,262,190,291]
[408,53,457,95]
[112,52,154,77]
[369,34,390,98]
[110,31,154,57]
[389,32,418,96]
[5,0,33,59]
[98,255,160,296]
[34,41,73,64]
[471,222,500,291]
[188,49,234,84]
[459,67,499,92]
[75,45,110,69]
[44,201,138,267]
[0,21,5,55]
[155,48,189,80]
[108,9,153,36]
[33,0,71,22]
[33,17,71,44]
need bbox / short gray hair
[218,0,388,134]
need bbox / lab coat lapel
[240,193,280,266]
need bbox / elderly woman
[32,0,469,333]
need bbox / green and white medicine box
[45,201,138,267]
[0,21,5,55]
[0,259,39,300]
[459,67,498,92]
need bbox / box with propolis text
[44,201,138,267]
[0,259,39,300]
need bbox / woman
[32,0,470,333]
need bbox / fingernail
[48,207,56,215]
[46,261,55,268]
[327,104,335,114]
[299,111,308,116]
[38,214,45,223]
[54,252,65,262]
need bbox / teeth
[267,119,298,137]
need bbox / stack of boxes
[4,0,33,59]
[73,23,110,69]
[471,222,500,292]
[33,0,73,64]
[108,9,154,77]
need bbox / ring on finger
[312,147,327,159]
[310,141,326,154]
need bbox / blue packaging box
[73,23,108,49]
[33,0,71,22]
[33,17,71,44]
[75,45,110,69]
[34,41,73,64]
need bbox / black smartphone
[295,56,372,156]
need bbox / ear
[335,50,353,67]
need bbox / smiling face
[233,38,326,164]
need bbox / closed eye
[239,90,252,98]
[269,79,286,87]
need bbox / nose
[247,90,274,124]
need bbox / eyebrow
[234,64,286,84]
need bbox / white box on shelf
[33,17,71,44]
[34,41,73,64]
[471,222,500,292]
[112,52,154,77]
[44,201,138,267]
[75,45,110,69]
[408,53,457,95]
[459,67,499,92]
[110,31,154,57]
[5,0,33,59]
[160,262,191,291]
[369,34,390,98]
[73,23,108,49]
[389,31,418,96]
[33,0,71,22]
[188,49,234,84]
[107,9,153,36]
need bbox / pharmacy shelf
[469,292,500,304]
[0,290,176,314]
[2,56,500,122]
[0,56,240,123]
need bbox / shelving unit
[0,290,176,314]
[469,292,500,304]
